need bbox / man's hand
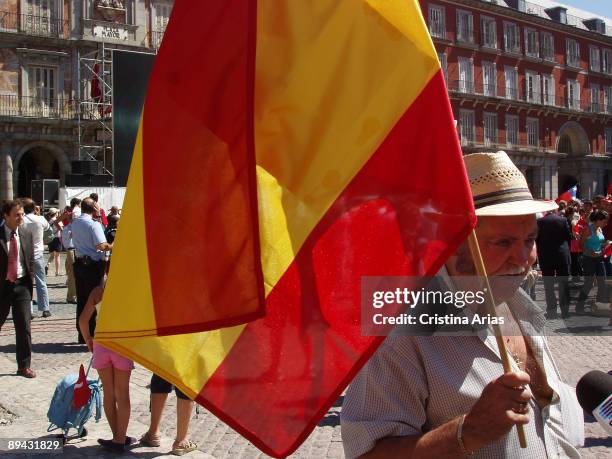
[462,371,532,452]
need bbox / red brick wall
[420,0,612,155]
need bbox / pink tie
[7,231,18,282]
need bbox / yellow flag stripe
[255,0,439,292]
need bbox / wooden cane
[467,229,528,449]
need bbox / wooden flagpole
[467,229,528,449]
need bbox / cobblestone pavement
[0,255,610,458]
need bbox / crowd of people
[0,194,199,455]
[536,194,612,324]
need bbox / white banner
[59,187,126,213]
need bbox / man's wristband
[457,414,473,457]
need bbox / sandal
[139,432,161,447]
[171,440,198,456]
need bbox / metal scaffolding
[77,42,114,178]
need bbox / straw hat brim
[476,199,558,216]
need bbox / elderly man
[0,200,36,378]
[341,152,584,458]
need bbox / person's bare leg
[145,392,168,439]
[54,252,60,276]
[98,367,117,438]
[173,398,194,448]
[112,369,131,444]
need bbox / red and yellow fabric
[95,0,476,456]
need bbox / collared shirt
[341,271,584,459]
[21,213,51,259]
[71,214,107,261]
[4,225,25,279]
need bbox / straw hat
[464,151,558,216]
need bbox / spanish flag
[96,0,476,456]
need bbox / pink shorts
[92,342,134,372]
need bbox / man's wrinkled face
[450,214,537,303]
[4,206,24,231]
[476,215,537,276]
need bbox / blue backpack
[47,367,102,437]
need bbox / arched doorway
[556,121,590,156]
[16,147,60,198]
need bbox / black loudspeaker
[65,174,113,187]
[72,160,103,175]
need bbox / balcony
[0,11,68,39]
[151,29,165,48]
[458,129,547,151]
[0,95,77,119]
[447,80,607,116]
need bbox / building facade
[421,0,612,199]
[0,0,173,202]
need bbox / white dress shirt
[4,225,25,279]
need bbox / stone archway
[556,121,590,156]
[13,141,71,198]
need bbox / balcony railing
[566,55,581,69]
[151,29,166,48]
[447,80,603,114]
[429,22,445,39]
[458,130,546,151]
[523,2,546,17]
[0,95,77,119]
[0,11,69,38]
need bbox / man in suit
[0,200,36,378]
[536,211,573,319]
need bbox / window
[482,61,496,97]
[525,71,540,103]
[481,16,496,48]
[27,0,57,18]
[459,110,475,146]
[456,10,474,43]
[606,128,612,153]
[24,0,59,36]
[458,57,474,93]
[153,2,173,47]
[591,84,600,112]
[542,74,555,106]
[567,79,580,110]
[541,32,554,62]
[526,118,539,147]
[566,39,580,68]
[603,49,612,74]
[504,22,520,53]
[484,112,497,147]
[590,46,601,72]
[27,66,57,116]
[604,86,612,114]
[524,28,538,58]
[504,66,518,100]
[506,114,519,146]
[438,53,447,83]
[429,5,445,39]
